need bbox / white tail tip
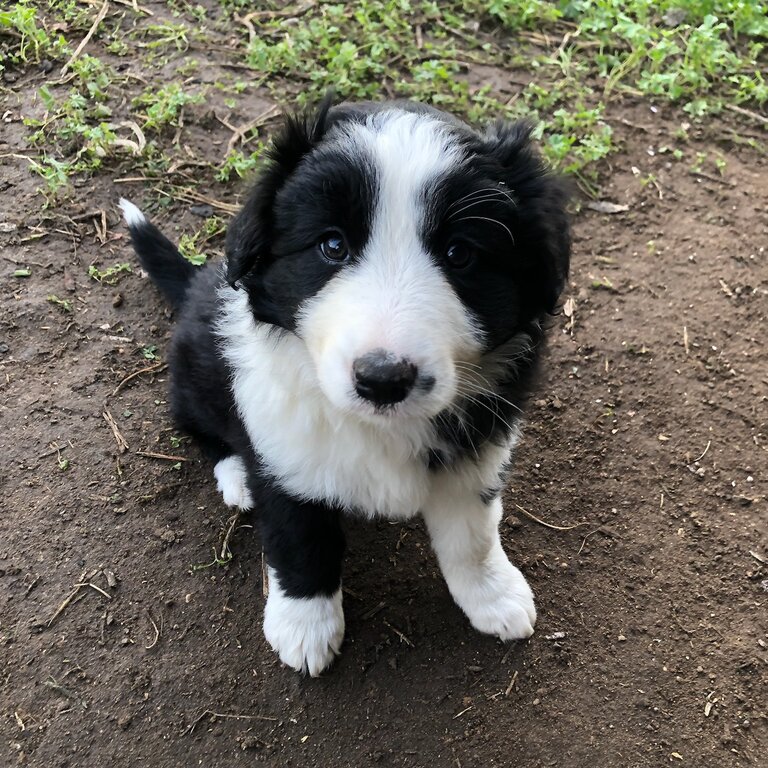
[119,198,146,227]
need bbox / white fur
[119,198,146,227]
[213,455,253,510]
[263,567,344,676]
[422,492,536,640]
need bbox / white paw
[263,568,344,676]
[213,455,253,510]
[451,550,537,641]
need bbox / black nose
[353,350,418,406]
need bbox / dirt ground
[2,42,767,768]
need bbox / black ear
[483,120,572,316]
[225,93,335,287]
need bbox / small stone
[190,204,214,218]
[240,736,262,751]
[118,713,132,730]
[618,635,627,642]
[112,293,124,308]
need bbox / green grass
[4,0,765,208]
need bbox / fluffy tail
[119,199,197,309]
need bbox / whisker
[452,389,519,436]
[454,370,526,418]
[452,215,515,246]
[447,194,516,220]
[448,195,511,215]
[445,186,515,212]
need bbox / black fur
[126,217,197,309]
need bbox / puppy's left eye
[445,242,477,270]
[319,231,350,263]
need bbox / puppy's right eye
[319,232,350,264]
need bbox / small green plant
[178,216,227,265]
[141,344,159,361]
[191,548,233,570]
[714,154,727,175]
[140,22,191,52]
[591,276,617,292]
[0,1,69,64]
[134,83,206,132]
[7,0,768,216]
[24,155,71,200]
[47,295,73,312]
[691,151,708,173]
[88,263,133,285]
[216,143,267,181]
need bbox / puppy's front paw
[454,555,537,641]
[263,570,344,676]
[213,455,253,510]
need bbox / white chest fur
[217,288,444,517]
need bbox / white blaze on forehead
[344,110,464,250]
[317,110,479,353]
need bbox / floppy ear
[225,93,335,287]
[483,120,571,316]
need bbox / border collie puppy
[120,96,570,676]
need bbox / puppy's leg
[175,426,252,510]
[260,489,345,676]
[422,490,536,640]
[213,455,253,510]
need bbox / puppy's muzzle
[353,349,420,406]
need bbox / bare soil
[1,58,767,768]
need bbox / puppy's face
[227,101,570,421]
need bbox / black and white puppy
[120,97,570,676]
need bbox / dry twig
[725,103,768,126]
[103,409,129,453]
[504,670,519,696]
[145,611,161,649]
[514,504,588,531]
[184,709,277,735]
[383,620,415,647]
[136,450,189,462]
[111,361,166,396]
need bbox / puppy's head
[226,98,570,421]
